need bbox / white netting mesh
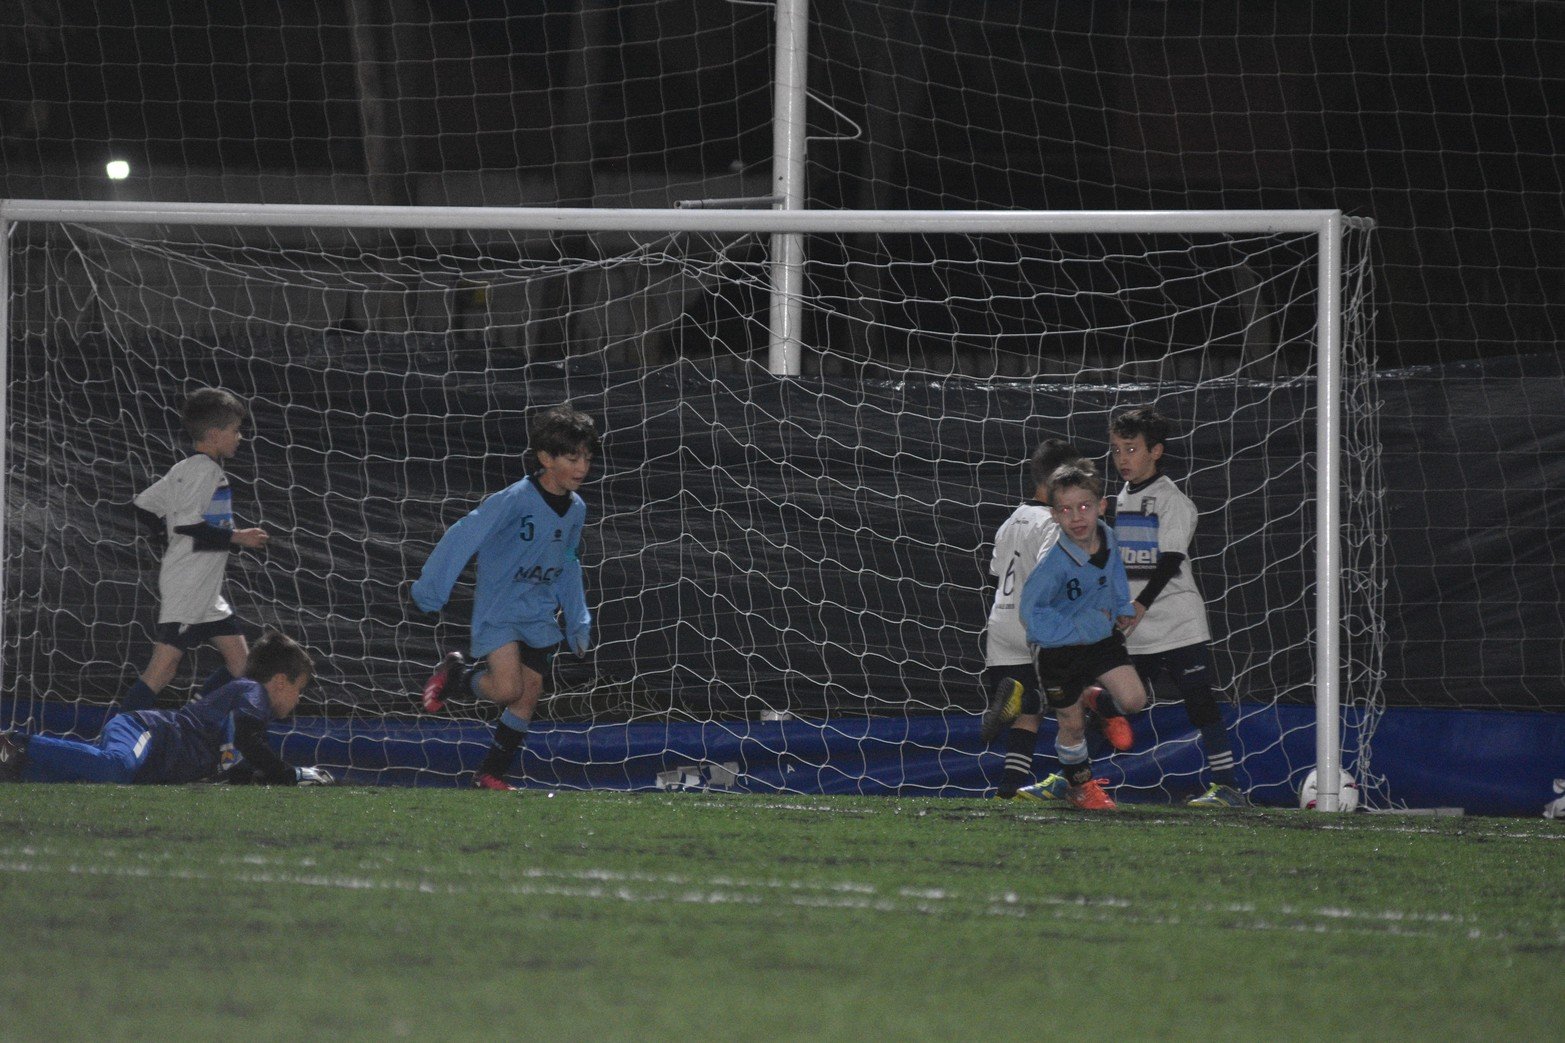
[3,214,1377,797]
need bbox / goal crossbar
[1,199,1345,237]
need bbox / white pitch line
[1,854,1551,945]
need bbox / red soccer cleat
[421,651,466,713]
[471,772,517,792]
[1067,777,1117,811]
[1082,685,1134,752]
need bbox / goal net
[1,203,1379,801]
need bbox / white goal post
[0,198,1371,810]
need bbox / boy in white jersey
[1110,405,1247,808]
[979,438,1083,799]
[412,404,600,791]
[124,388,270,710]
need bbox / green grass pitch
[2,786,1561,1040]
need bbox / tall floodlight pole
[768,0,810,376]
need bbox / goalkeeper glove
[296,765,335,786]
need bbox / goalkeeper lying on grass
[0,629,333,786]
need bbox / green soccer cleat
[1013,773,1070,802]
[980,676,1025,744]
[1188,783,1251,808]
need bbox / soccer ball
[1298,768,1360,812]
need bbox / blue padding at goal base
[7,699,1560,815]
[1367,706,1565,817]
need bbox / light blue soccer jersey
[411,475,590,657]
[1019,519,1135,649]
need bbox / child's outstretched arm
[171,520,267,552]
[229,715,333,786]
[410,495,505,613]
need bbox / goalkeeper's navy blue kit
[410,473,590,657]
[1018,519,1135,649]
[20,678,298,784]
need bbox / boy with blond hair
[980,437,1083,800]
[1015,462,1148,810]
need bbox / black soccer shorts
[1034,631,1132,709]
[154,614,244,651]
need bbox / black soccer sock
[1064,761,1094,787]
[477,710,528,778]
[1201,723,1236,786]
[199,666,233,695]
[997,726,1038,796]
[1183,686,1235,786]
[1056,739,1092,787]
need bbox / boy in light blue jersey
[0,630,333,787]
[979,437,1082,800]
[411,404,600,790]
[1017,462,1147,810]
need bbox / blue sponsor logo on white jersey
[1117,513,1159,570]
[204,484,234,529]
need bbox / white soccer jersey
[983,502,1061,666]
[1114,472,1211,654]
[134,454,235,625]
